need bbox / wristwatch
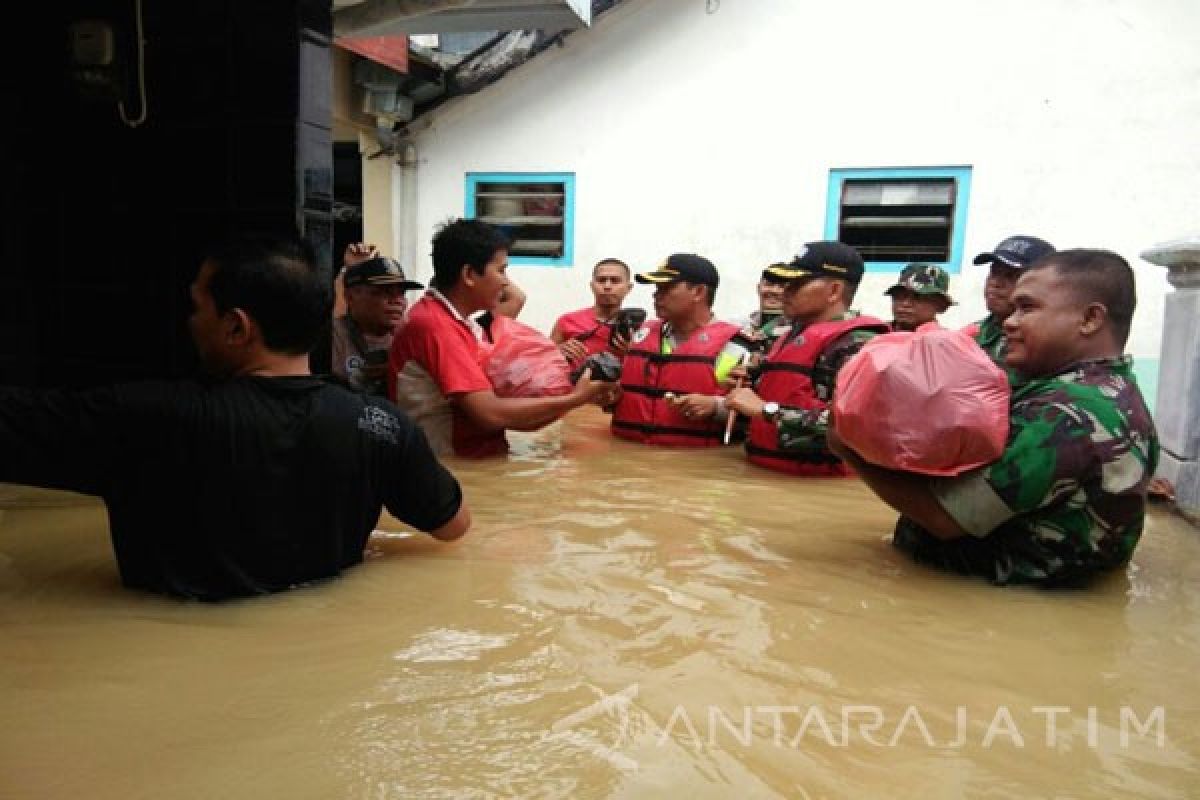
[762,401,781,423]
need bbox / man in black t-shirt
[0,234,470,601]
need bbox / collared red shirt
[389,289,507,458]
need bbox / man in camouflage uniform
[968,235,1055,365]
[885,263,954,331]
[729,264,793,357]
[830,248,1158,586]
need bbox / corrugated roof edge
[407,0,625,123]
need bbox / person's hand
[719,364,753,391]
[343,242,378,268]
[667,393,719,421]
[572,368,620,407]
[738,325,766,343]
[559,338,588,364]
[609,331,631,358]
[727,364,750,383]
[1148,477,1176,502]
[725,387,764,418]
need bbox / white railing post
[1141,235,1200,525]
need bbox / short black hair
[593,258,630,279]
[430,218,511,291]
[1029,248,1137,347]
[840,279,859,305]
[206,233,329,355]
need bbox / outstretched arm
[429,504,471,541]
[454,369,618,432]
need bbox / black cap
[635,253,720,288]
[344,256,424,290]
[972,235,1056,269]
[760,264,791,285]
[766,241,865,285]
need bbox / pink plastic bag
[833,326,1010,476]
[483,316,573,398]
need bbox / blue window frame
[465,172,575,266]
[824,166,972,273]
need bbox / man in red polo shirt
[390,218,618,457]
[550,257,635,365]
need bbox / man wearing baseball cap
[677,241,888,474]
[332,252,423,395]
[728,264,793,357]
[885,263,954,332]
[967,234,1055,367]
[610,253,742,447]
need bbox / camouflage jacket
[972,314,1006,366]
[773,313,881,455]
[972,314,1027,386]
[893,356,1159,586]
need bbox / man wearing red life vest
[550,258,634,366]
[680,241,888,474]
[610,254,741,447]
[389,219,618,458]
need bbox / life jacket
[612,318,739,447]
[556,307,614,359]
[746,315,888,475]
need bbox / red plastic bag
[483,316,573,398]
[833,326,1010,476]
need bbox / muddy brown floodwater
[2,407,1198,799]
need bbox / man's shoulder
[820,315,884,351]
[558,306,594,323]
[1016,360,1152,431]
[1014,362,1121,408]
[398,295,443,330]
[701,318,740,342]
[394,296,463,350]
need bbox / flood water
[2,407,1199,799]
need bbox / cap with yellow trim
[634,253,719,288]
[765,241,865,285]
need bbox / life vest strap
[613,420,722,440]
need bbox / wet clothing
[894,357,1158,586]
[554,307,616,360]
[768,312,887,471]
[0,377,463,601]
[331,315,393,395]
[612,318,739,446]
[390,290,507,458]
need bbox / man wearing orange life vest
[677,241,887,474]
[610,254,741,447]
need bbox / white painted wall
[399,0,1199,363]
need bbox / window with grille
[824,167,972,273]
[465,172,575,266]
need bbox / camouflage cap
[884,263,955,304]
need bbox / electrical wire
[118,0,148,127]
